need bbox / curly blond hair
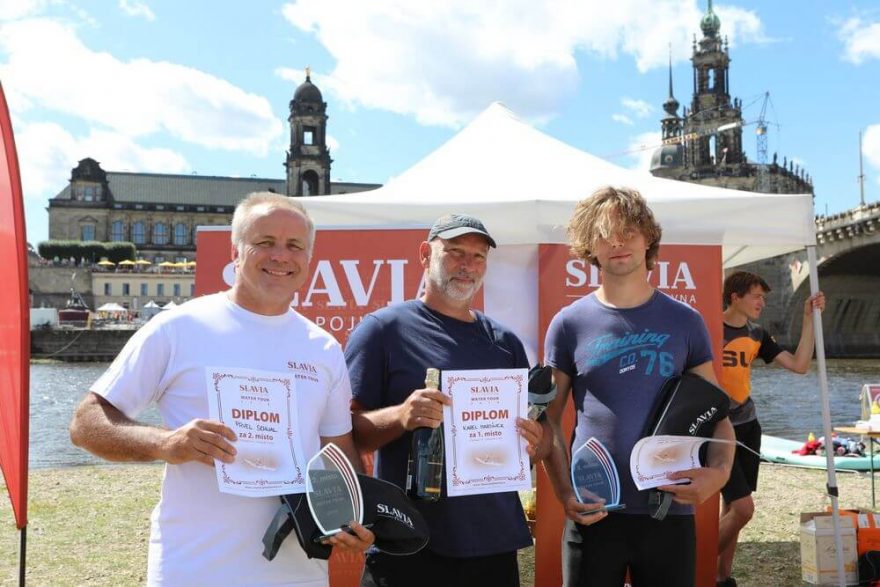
[567,186,662,269]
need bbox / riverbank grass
[2,462,877,586]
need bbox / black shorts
[721,419,762,503]
[361,548,520,587]
[562,513,695,587]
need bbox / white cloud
[118,0,155,22]
[621,97,654,118]
[282,0,764,127]
[0,18,282,155]
[15,121,189,201]
[714,6,768,47]
[0,0,45,21]
[838,18,880,64]
[864,125,880,171]
[625,131,662,171]
[326,134,339,153]
[612,113,634,126]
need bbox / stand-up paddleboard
[760,434,880,472]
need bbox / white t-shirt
[91,293,353,586]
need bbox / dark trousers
[562,514,695,587]
[361,548,520,587]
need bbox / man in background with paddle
[716,271,825,587]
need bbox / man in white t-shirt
[70,192,374,586]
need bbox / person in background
[716,271,825,587]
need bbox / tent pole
[19,525,26,587]
[807,245,845,586]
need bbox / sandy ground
[2,461,876,585]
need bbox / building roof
[52,171,380,206]
[294,76,324,103]
[53,172,285,206]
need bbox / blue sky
[2,0,878,245]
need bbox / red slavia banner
[196,226,484,586]
[0,82,30,530]
[195,227,482,345]
[534,243,723,587]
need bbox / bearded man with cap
[345,214,543,587]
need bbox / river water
[28,358,880,469]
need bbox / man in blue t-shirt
[541,186,735,586]
[345,214,543,587]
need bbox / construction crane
[604,93,778,169]
[755,91,771,192]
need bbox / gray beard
[428,273,481,302]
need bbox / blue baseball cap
[427,214,497,248]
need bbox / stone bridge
[733,201,880,357]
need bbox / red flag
[0,81,30,529]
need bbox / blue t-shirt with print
[345,299,533,558]
[544,290,714,515]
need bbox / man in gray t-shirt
[540,186,735,586]
[545,290,714,515]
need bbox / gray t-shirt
[545,290,714,514]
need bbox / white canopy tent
[141,300,162,319]
[298,103,845,584]
[303,103,815,267]
[95,302,127,313]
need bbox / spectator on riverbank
[717,271,825,587]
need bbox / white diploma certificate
[205,367,306,497]
[442,368,531,497]
[630,434,736,490]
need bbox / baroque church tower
[651,0,812,194]
[285,68,332,197]
[685,0,744,169]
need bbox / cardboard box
[838,508,880,555]
[801,512,858,585]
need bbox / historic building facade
[649,1,813,195]
[91,270,195,311]
[47,72,380,264]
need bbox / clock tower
[285,68,332,197]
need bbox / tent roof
[96,302,126,312]
[302,103,815,267]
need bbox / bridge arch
[786,242,880,357]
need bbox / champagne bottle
[405,368,444,501]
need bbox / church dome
[700,1,720,38]
[650,144,684,171]
[294,75,323,103]
[663,95,680,116]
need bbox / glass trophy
[305,443,364,541]
[570,437,625,511]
